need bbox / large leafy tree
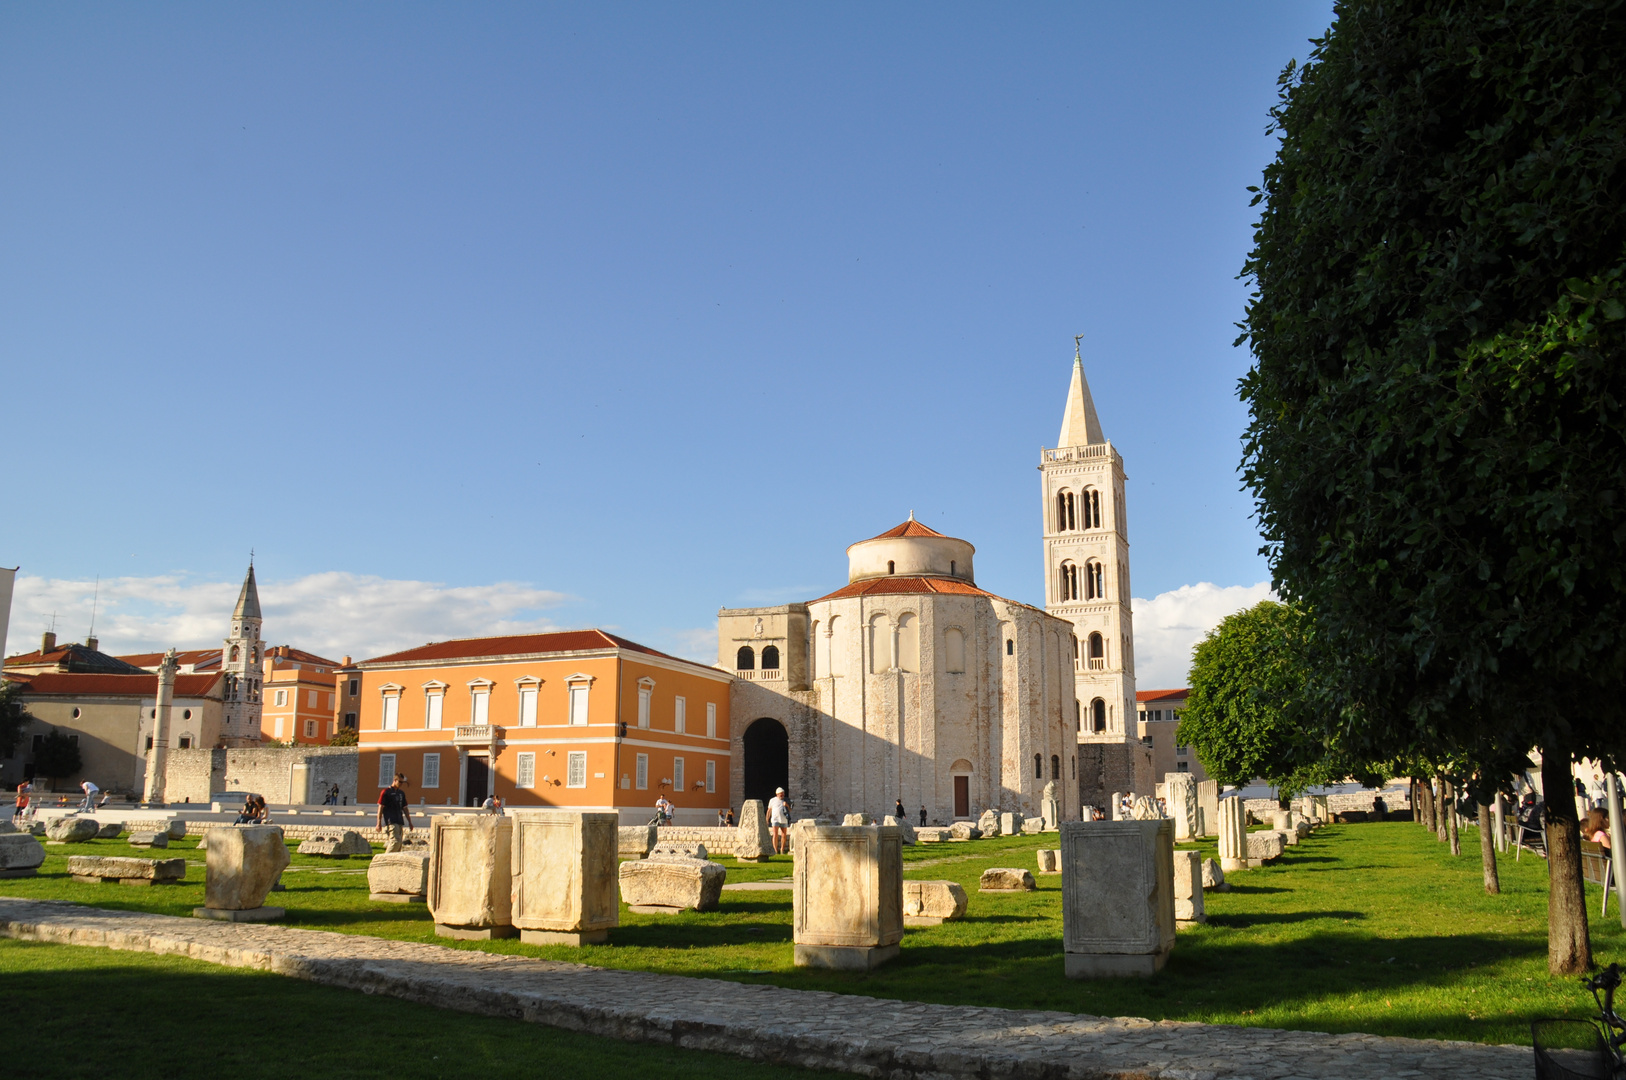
[1238,0,1626,972]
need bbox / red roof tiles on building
[811,575,994,603]
[1136,688,1189,703]
[6,672,222,697]
[361,629,714,672]
[859,519,950,543]
[115,649,224,671]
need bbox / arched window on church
[1006,638,1014,656]
[896,613,918,672]
[1051,755,1061,780]
[1085,561,1105,600]
[1059,561,1079,601]
[1088,632,1105,670]
[760,645,780,670]
[1082,488,1102,529]
[887,560,895,575]
[1075,698,1081,730]
[736,646,755,670]
[1034,753,1043,779]
[1091,698,1107,733]
[230,645,240,663]
[944,627,965,673]
[1056,490,1075,531]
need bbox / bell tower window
[736,646,755,670]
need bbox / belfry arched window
[760,645,780,670]
[1034,753,1043,779]
[1051,754,1061,780]
[1082,488,1102,529]
[1091,698,1107,733]
[1085,561,1105,600]
[1056,490,1076,532]
[736,646,755,670]
[1059,561,1080,601]
[887,560,895,575]
[1088,632,1105,670]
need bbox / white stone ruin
[194,825,290,922]
[1164,773,1197,841]
[1060,819,1175,978]
[792,822,903,970]
[0,832,46,878]
[1217,796,1247,873]
[735,799,773,861]
[1171,849,1205,926]
[902,880,966,925]
[427,814,515,940]
[1197,780,1219,838]
[369,852,430,903]
[510,811,620,946]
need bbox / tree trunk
[1436,777,1449,842]
[1542,744,1592,974]
[1478,801,1500,894]
[1447,780,1461,855]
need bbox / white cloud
[1131,581,1275,690]
[657,626,720,664]
[4,572,571,662]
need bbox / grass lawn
[0,822,1619,1046]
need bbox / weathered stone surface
[902,880,966,923]
[976,809,1000,837]
[1200,857,1225,889]
[881,815,916,845]
[45,817,98,843]
[1216,796,1248,872]
[128,832,169,848]
[94,821,123,839]
[1041,781,1062,831]
[1060,819,1176,978]
[618,824,656,860]
[947,821,980,841]
[0,821,14,834]
[1197,780,1219,838]
[68,855,185,884]
[510,811,619,944]
[1172,850,1205,925]
[1164,773,1197,841]
[296,830,372,856]
[1021,818,1046,835]
[792,824,903,970]
[649,842,707,861]
[999,811,1023,837]
[203,826,290,911]
[166,818,188,840]
[1129,795,1162,821]
[1294,817,1312,840]
[915,827,950,843]
[735,799,772,861]
[369,852,429,897]
[841,813,874,826]
[428,815,514,936]
[618,856,725,912]
[298,839,350,857]
[1246,830,1287,863]
[979,867,1036,892]
[0,833,46,875]
[1036,849,1061,873]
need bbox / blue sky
[0,4,1330,683]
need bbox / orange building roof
[6,672,222,697]
[811,575,994,603]
[1136,688,1189,703]
[267,645,342,667]
[115,649,224,671]
[361,629,717,673]
[860,518,950,542]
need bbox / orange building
[260,646,343,744]
[354,630,733,822]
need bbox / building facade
[1136,689,1205,784]
[261,646,342,744]
[354,630,732,822]
[1039,345,1154,807]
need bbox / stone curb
[0,897,1527,1079]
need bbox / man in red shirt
[376,773,413,852]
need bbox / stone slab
[521,928,609,946]
[793,943,901,971]
[0,834,46,874]
[902,880,966,921]
[978,867,1035,892]
[0,896,1530,1080]
[67,856,186,884]
[435,923,518,940]
[192,906,284,922]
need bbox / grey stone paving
[0,896,1528,1080]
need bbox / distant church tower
[220,563,264,746]
[1040,341,1152,805]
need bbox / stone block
[841,813,874,826]
[0,821,13,834]
[619,855,726,912]
[167,818,188,840]
[1060,819,1175,979]
[369,852,429,900]
[1246,830,1287,865]
[94,820,123,839]
[881,815,917,845]
[128,832,168,848]
[618,824,657,860]
[0,833,46,877]
[649,842,707,861]
[1200,857,1225,890]
[948,821,981,841]
[735,799,772,861]
[792,824,903,970]
[1000,811,1023,836]
[1037,849,1061,873]
[915,827,949,843]
[1130,795,1162,821]
[298,840,350,858]
[193,905,285,922]
[1021,818,1047,835]
[68,855,186,885]
[1197,781,1219,838]
[1164,773,1197,841]
[45,816,98,843]
[976,809,1000,836]
[1172,849,1206,926]
[509,811,619,946]
[902,880,966,924]
[980,867,1036,891]
[429,814,515,938]
[202,826,290,911]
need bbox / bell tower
[1040,339,1147,804]
[220,562,264,746]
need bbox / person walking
[78,780,100,814]
[376,773,413,852]
[894,798,905,820]
[767,786,790,855]
[13,780,31,828]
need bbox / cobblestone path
[0,897,1528,1080]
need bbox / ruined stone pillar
[1217,796,1246,873]
[142,648,178,805]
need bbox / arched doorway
[742,718,789,804]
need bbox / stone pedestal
[1172,849,1206,926]
[618,824,656,860]
[1000,811,1023,836]
[1109,792,1123,821]
[195,826,289,921]
[619,852,726,912]
[369,851,430,903]
[0,833,46,878]
[509,811,618,946]
[1060,819,1175,978]
[1197,781,1219,838]
[1216,797,1247,872]
[1246,830,1287,866]
[902,880,966,925]
[1037,848,1061,873]
[428,814,515,940]
[1164,774,1197,840]
[735,799,772,861]
[792,823,903,970]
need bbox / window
[274,689,287,707]
[1088,632,1105,669]
[705,759,716,793]
[1086,561,1105,600]
[308,690,318,708]
[426,695,443,730]
[1176,745,1189,757]
[304,719,316,738]
[674,756,685,791]
[183,709,192,720]
[569,686,589,726]
[736,646,754,670]
[887,560,895,574]
[274,717,285,738]
[567,751,587,788]
[674,696,686,734]
[423,753,441,789]
[1056,489,1075,531]
[472,691,490,726]
[327,693,334,709]
[382,695,399,731]
[1091,698,1107,733]
[179,737,191,749]
[348,679,359,696]
[868,614,889,673]
[944,627,965,673]
[1070,754,1075,778]
[896,614,918,672]
[761,645,780,670]
[638,685,651,728]
[1176,761,1190,773]
[1006,639,1014,656]
[517,752,536,788]
[378,753,396,786]
[1051,754,1061,780]
[706,702,717,739]
[1034,753,1042,779]
[344,712,357,729]
[635,753,648,790]
[518,687,538,727]
[1059,561,1079,601]
[146,736,154,751]
[1083,488,1102,529]
[950,560,956,576]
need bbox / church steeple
[220,560,264,746]
[233,564,262,621]
[1058,338,1106,449]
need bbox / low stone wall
[654,826,739,856]
[1243,790,1411,819]
[165,746,360,805]
[183,820,429,845]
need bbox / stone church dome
[845,514,975,584]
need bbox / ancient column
[1217,796,1246,873]
[1165,773,1197,840]
[142,648,178,805]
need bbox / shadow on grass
[1206,910,1365,927]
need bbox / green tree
[328,726,358,747]
[0,681,34,760]
[33,731,82,787]
[1238,0,1626,972]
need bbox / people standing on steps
[377,773,413,852]
[767,787,790,855]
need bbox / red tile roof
[115,649,223,671]
[860,519,949,542]
[1136,688,1189,703]
[5,672,223,697]
[268,646,341,667]
[361,629,715,672]
[812,575,994,603]
[5,644,150,675]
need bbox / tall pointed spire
[233,564,262,621]
[1058,336,1106,448]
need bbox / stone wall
[1242,790,1410,818]
[1076,741,1154,811]
[165,746,359,805]
[653,825,739,856]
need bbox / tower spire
[233,563,262,621]
[1058,336,1106,448]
